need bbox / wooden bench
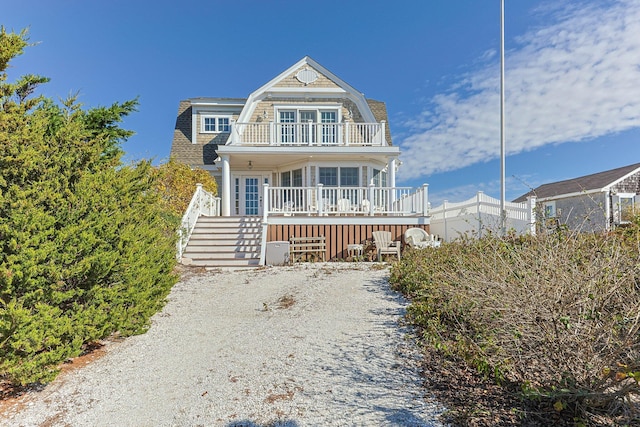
[289,236,326,263]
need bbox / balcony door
[277,108,339,145]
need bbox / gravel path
[1,263,445,426]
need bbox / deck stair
[181,216,262,268]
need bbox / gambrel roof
[513,162,640,202]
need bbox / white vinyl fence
[429,192,536,242]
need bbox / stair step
[181,216,263,268]
[184,246,261,254]
[188,237,262,245]
[184,258,261,268]
[190,233,262,240]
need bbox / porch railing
[262,183,429,220]
[231,121,386,146]
[177,184,221,259]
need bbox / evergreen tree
[0,27,179,385]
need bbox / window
[321,111,337,144]
[615,194,636,223]
[340,167,358,186]
[319,167,337,186]
[281,171,291,187]
[544,201,556,218]
[201,115,231,133]
[372,168,387,187]
[292,169,303,187]
[276,107,340,144]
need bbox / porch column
[221,154,231,217]
[388,157,397,212]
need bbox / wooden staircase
[181,216,263,268]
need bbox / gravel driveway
[1,263,445,426]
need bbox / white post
[317,183,324,216]
[388,157,396,212]
[269,121,275,146]
[263,183,269,223]
[499,0,507,235]
[422,183,429,217]
[195,183,204,215]
[369,183,375,216]
[443,200,449,242]
[345,121,350,146]
[221,155,231,217]
[230,119,237,144]
[380,121,386,145]
[191,108,198,144]
[476,191,483,239]
[527,196,537,235]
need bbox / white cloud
[398,0,640,181]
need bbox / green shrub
[154,157,218,218]
[0,27,178,385]
[391,228,640,424]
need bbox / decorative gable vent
[296,68,318,85]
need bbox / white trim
[534,188,603,202]
[200,114,232,133]
[189,99,246,107]
[604,166,640,190]
[216,145,399,156]
[267,215,430,226]
[236,56,376,126]
[266,87,346,94]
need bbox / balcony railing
[231,121,386,146]
[263,184,429,220]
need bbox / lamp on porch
[248,160,253,170]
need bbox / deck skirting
[267,222,431,261]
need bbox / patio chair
[283,201,294,216]
[372,231,401,261]
[337,198,352,215]
[404,227,441,249]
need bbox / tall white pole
[500,0,507,234]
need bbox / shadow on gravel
[227,421,299,427]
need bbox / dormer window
[202,115,231,133]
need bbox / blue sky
[4,0,640,205]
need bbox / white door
[241,176,261,216]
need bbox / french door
[241,176,261,216]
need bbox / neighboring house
[170,56,430,266]
[513,163,640,232]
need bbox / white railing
[263,183,429,219]
[177,184,221,259]
[429,191,536,242]
[232,121,386,146]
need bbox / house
[513,163,640,232]
[170,56,430,267]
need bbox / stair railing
[177,184,221,260]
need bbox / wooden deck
[267,223,431,261]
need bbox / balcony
[264,184,429,218]
[230,121,387,146]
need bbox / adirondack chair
[372,231,401,261]
[404,227,441,248]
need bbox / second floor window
[202,116,231,133]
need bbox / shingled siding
[267,224,430,261]
[613,172,640,194]
[556,193,607,232]
[170,102,221,166]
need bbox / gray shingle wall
[556,193,607,232]
[169,101,221,166]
